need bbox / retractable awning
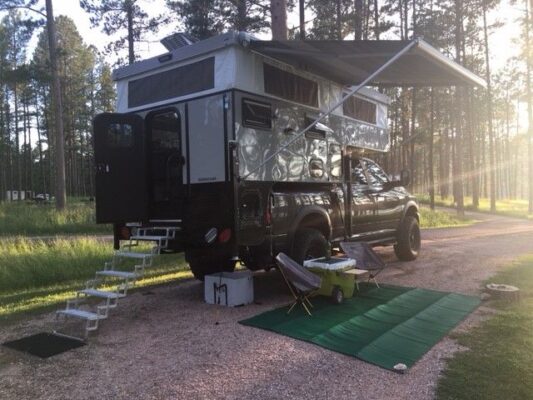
[248,38,486,88]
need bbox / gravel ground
[1,210,533,400]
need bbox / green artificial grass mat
[240,283,480,370]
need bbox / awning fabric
[248,38,486,88]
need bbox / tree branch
[0,5,46,18]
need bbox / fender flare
[401,200,420,224]
[288,206,332,249]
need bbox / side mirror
[400,169,411,187]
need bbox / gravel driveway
[1,210,533,400]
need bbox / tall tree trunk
[373,0,379,39]
[236,0,247,31]
[299,0,305,39]
[467,89,479,208]
[527,0,533,212]
[429,89,435,210]
[13,83,21,194]
[46,0,67,210]
[354,0,363,40]
[483,2,496,212]
[34,95,46,194]
[126,0,135,64]
[336,0,342,39]
[454,0,465,217]
[271,0,288,40]
[410,88,416,187]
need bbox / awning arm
[241,39,419,181]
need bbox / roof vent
[160,32,199,51]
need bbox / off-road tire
[394,216,421,261]
[292,228,330,265]
[187,253,235,281]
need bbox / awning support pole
[241,38,419,181]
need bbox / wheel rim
[409,225,421,252]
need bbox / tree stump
[485,283,520,301]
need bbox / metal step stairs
[54,222,181,341]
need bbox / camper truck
[94,32,484,280]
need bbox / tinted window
[264,63,318,107]
[352,160,367,185]
[343,96,377,124]
[128,57,214,108]
[365,160,389,186]
[151,111,180,150]
[107,123,133,147]
[242,99,272,129]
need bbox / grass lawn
[0,199,111,236]
[437,255,533,400]
[0,237,191,321]
[417,194,533,220]
[419,207,474,229]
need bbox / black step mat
[3,333,85,358]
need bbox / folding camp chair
[340,242,387,288]
[275,253,322,316]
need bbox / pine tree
[80,0,166,65]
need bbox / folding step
[129,235,171,241]
[56,308,106,321]
[144,226,181,231]
[96,270,137,279]
[115,251,152,259]
[79,289,124,299]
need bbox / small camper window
[263,63,318,107]
[107,123,134,148]
[242,99,272,129]
[343,96,377,125]
[128,57,214,108]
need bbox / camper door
[93,113,148,223]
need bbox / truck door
[348,159,378,237]
[364,159,403,231]
[93,113,147,223]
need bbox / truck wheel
[187,253,235,281]
[394,216,421,261]
[292,228,330,264]
[332,286,344,304]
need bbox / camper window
[242,99,272,129]
[107,123,134,147]
[343,96,377,125]
[128,57,214,108]
[263,63,318,108]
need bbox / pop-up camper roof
[114,32,486,89]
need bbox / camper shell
[93,32,485,279]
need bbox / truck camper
[93,32,485,280]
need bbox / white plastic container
[204,270,254,307]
